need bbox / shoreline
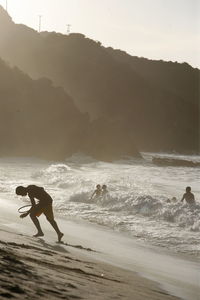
[0,225,180,300]
[1,198,200,300]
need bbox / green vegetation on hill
[0,58,140,161]
[0,58,89,159]
[0,6,199,156]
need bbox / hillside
[0,6,199,154]
[0,58,89,159]
[0,57,140,161]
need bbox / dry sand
[0,226,181,300]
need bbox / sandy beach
[0,196,199,300]
[0,224,181,300]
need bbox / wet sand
[1,197,199,300]
[0,225,181,300]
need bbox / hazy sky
[0,0,199,68]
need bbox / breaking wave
[27,154,200,254]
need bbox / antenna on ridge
[38,15,42,33]
[5,0,8,11]
[66,24,71,35]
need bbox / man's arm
[20,196,36,218]
[29,195,36,207]
[180,193,185,202]
[191,193,195,202]
[90,191,96,200]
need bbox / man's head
[16,186,27,196]
[186,186,191,193]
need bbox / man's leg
[46,217,63,242]
[30,211,44,237]
[44,205,63,242]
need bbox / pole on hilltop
[66,24,71,34]
[38,15,42,32]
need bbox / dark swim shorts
[35,204,54,219]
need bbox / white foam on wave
[67,189,200,231]
[1,154,200,255]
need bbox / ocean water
[1,152,200,256]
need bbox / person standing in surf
[16,185,64,242]
[90,184,102,200]
[181,186,195,205]
[102,185,108,197]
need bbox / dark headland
[0,6,199,161]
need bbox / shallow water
[1,152,200,256]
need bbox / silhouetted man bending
[16,185,64,242]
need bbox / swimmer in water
[180,186,195,205]
[102,185,108,197]
[171,197,177,202]
[90,184,102,200]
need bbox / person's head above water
[16,186,27,196]
[102,185,107,190]
[96,184,101,189]
[186,186,191,193]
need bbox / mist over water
[2,153,200,256]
